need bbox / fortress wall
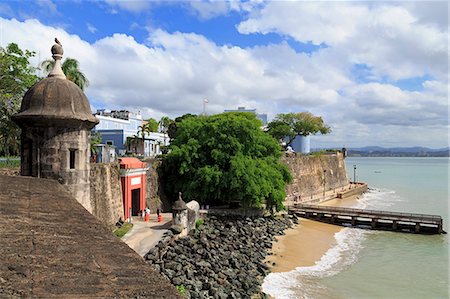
[145,158,171,213]
[90,163,123,229]
[282,152,349,202]
[87,153,349,228]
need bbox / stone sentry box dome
[12,39,98,212]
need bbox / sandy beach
[266,195,360,273]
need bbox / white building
[92,109,169,157]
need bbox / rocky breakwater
[145,215,298,298]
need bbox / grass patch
[114,222,133,238]
[0,157,20,168]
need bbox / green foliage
[267,112,331,148]
[90,131,103,154]
[0,157,20,168]
[176,285,186,296]
[113,222,133,238]
[162,112,292,211]
[40,57,89,90]
[167,113,198,139]
[145,118,159,133]
[195,218,204,230]
[0,43,40,157]
[159,116,173,134]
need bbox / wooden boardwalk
[289,203,445,234]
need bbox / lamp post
[353,165,357,185]
[203,98,208,116]
[323,169,327,199]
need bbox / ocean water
[263,157,449,299]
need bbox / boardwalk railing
[290,203,445,234]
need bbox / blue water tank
[291,135,310,154]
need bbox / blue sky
[0,1,448,148]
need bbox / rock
[146,215,292,298]
[196,260,211,268]
[172,276,183,286]
[170,224,183,234]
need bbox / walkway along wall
[282,152,349,202]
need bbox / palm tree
[40,57,89,90]
[159,116,173,146]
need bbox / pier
[289,204,445,234]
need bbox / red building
[119,158,147,220]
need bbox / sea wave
[356,187,403,210]
[262,228,368,299]
[262,188,399,299]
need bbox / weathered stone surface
[283,152,348,201]
[13,77,98,126]
[0,175,180,298]
[90,163,123,229]
[144,158,172,212]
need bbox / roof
[12,77,99,128]
[0,175,180,298]
[119,157,147,169]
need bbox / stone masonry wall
[282,152,349,202]
[145,158,171,213]
[90,163,123,229]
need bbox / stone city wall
[90,163,123,229]
[282,152,349,202]
[145,158,171,213]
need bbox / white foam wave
[262,228,368,299]
[356,187,403,210]
[262,188,402,298]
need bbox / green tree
[159,116,173,151]
[167,113,197,139]
[40,57,89,90]
[144,118,159,133]
[267,112,331,148]
[0,43,39,157]
[90,131,103,155]
[162,112,292,211]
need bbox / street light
[203,98,208,115]
[353,165,357,184]
[323,169,327,199]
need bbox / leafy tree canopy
[167,113,198,139]
[162,112,292,211]
[267,112,331,147]
[144,118,159,133]
[0,43,40,156]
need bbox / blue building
[92,109,168,157]
[224,106,268,126]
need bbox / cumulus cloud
[0,1,448,148]
[237,2,448,81]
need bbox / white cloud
[104,0,151,13]
[237,2,448,81]
[36,0,59,16]
[87,22,97,34]
[188,0,263,20]
[0,3,448,148]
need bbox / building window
[106,140,113,145]
[69,149,76,169]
